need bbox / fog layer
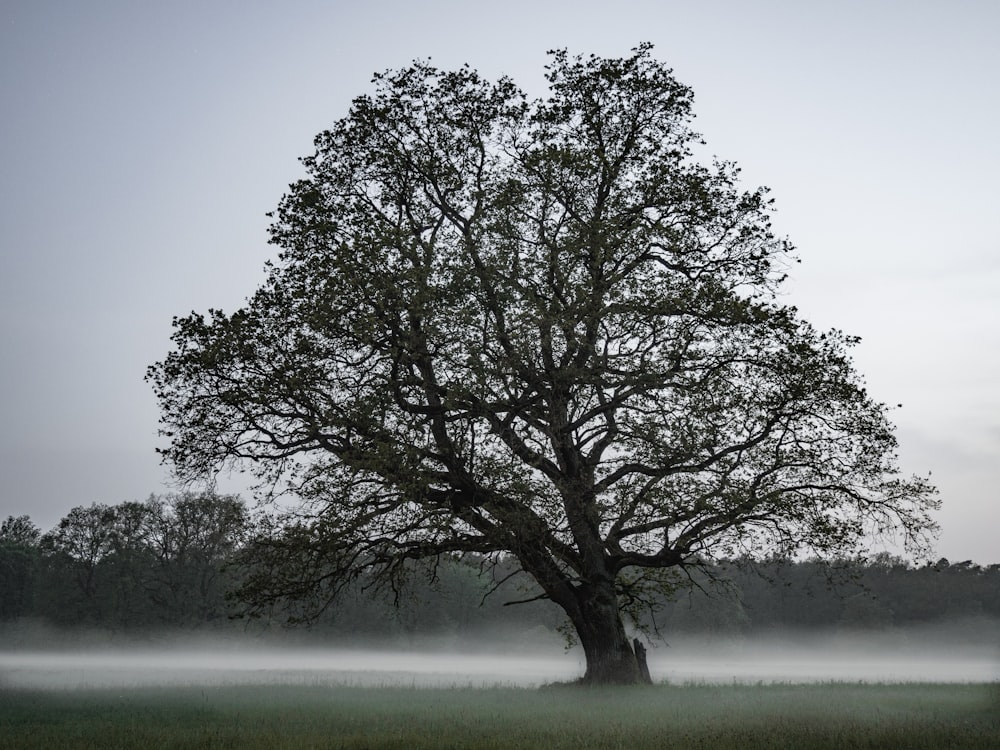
[2,624,996,689]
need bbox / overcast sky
[2,1,997,563]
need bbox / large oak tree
[148,46,937,684]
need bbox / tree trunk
[572,584,653,685]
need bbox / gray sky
[2,1,997,563]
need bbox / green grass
[1,682,997,749]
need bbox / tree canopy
[148,45,937,684]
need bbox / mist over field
[2,619,996,690]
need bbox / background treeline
[0,494,247,630]
[2,494,998,641]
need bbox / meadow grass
[1,681,997,749]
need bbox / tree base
[552,639,655,687]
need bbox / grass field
[1,681,997,749]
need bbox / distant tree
[148,45,938,684]
[36,502,157,627]
[104,500,168,627]
[39,504,118,622]
[0,516,40,547]
[0,516,41,620]
[144,492,248,624]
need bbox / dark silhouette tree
[148,45,937,684]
